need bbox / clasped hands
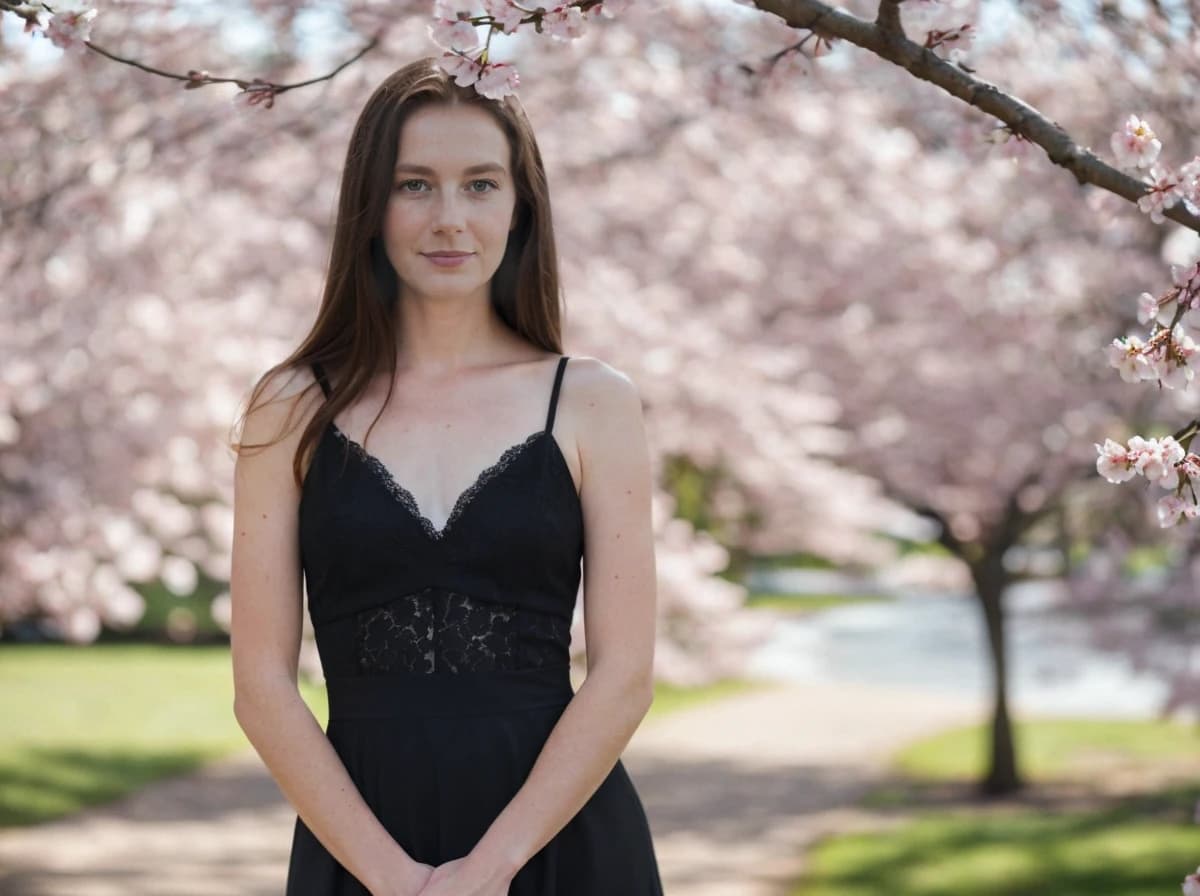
[403,854,515,896]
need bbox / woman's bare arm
[229,366,429,896]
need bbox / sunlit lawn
[792,716,1200,896]
[0,642,766,827]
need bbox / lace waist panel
[311,585,572,676]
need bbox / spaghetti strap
[311,361,332,399]
[545,356,569,435]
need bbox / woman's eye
[393,179,499,194]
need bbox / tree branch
[750,0,1200,232]
[77,29,383,107]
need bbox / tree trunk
[970,554,1024,796]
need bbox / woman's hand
[416,855,514,896]
[369,856,435,896]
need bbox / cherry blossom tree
[4,0,1199,844]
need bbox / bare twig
[80,30,383,106]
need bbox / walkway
[0,677,984,895]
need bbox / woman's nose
[432,193,467,231]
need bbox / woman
[229,57,663,896]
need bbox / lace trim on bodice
[354,586,571,674]
[329,424,545,540]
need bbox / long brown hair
[232,56,564,486]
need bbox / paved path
[0,678,984,896]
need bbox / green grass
[744,591,891,614]
[0,643,328,827]
[881,717,1200,784]
[792,717,1200,896]
[0,642,756,827]
[796,786,1199,896]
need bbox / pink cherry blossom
[428,16,480,52]
[1177,156,1200,214]
[1136,163,1181,223]
[542,5,587,41]
[1095,438,1137,483]
[474,61,520,100]
[1107,334,1151,383]
[1172,260,1200,290]
[1157,494,1192,527]
[1162,324,1199,388]
[1182,309,1200,340]
[1136,290,1173,327]
[482,0,524,34]
[1110,114,1162,170]
[1133,435,1185,483]
[433,0,478,18]
[435,51,483,87]
[43,4,98,53]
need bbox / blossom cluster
[1099,115,1200,529]
[1094,435,1200,525]
[428,0,634,100]
[1107,260,1200,390]
[17,0,96,52]
[1111,114,1200,223]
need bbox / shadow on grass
[0,745,239,827]
[795,774,1200,896]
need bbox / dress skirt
[284,662,664,895]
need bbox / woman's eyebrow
[394,163,507,175]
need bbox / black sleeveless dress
[286,355,663,895]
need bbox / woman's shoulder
[557,354,645,433]
[560,353,640,395]
[237,361,325,455]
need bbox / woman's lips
[422,252,473,268]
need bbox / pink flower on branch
[428,16,481,52]
[1178,156,1200,214]
[1137,163,1182,224]
[1095,434,1200,527]
[1107,334,1153,384]
[474,60,519,99]
[482,0,524,34]
[541,5,588,41]
[436,51,485,87]
[425,1,624,99]
[1095,435,1185,487]
[1110,114,1162,170]
[1157,493,1200,527]
[1136,290,1175,327]
[40,2,98,53]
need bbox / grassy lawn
[0,642,762,828]
[744,591,892,614]
[792,716,1200,896]
[882,717,1200,784]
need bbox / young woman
[229,57,663,896]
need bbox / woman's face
[382,103,518,304]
